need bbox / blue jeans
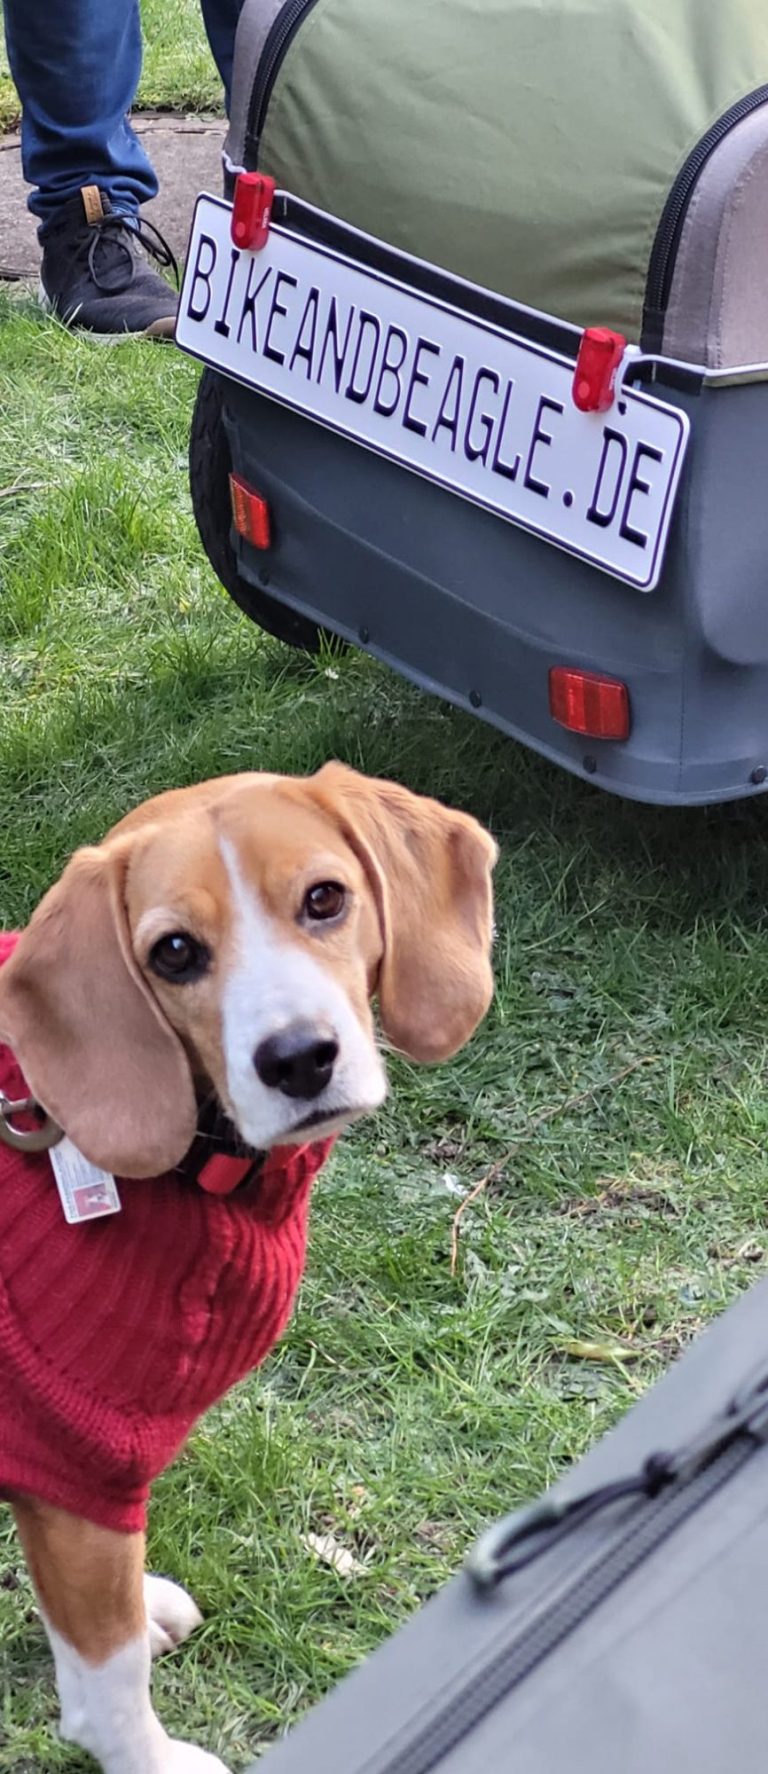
[3,0,243,235]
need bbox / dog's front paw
[164,1743,233,1773]
[144,1574,203,1658]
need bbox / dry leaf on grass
[302,1531,369,1578]
[557,1338,639,1364]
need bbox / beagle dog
[0,763,496,1774]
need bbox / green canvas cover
[256,0,768,344]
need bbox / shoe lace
[83,212,179,295]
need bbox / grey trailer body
[247,1279,768,1773]
[182,0,768,804]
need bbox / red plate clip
[572,327,627,413]
[231,171,276,251]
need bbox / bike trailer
[247,1279,768,1774]
[180,0,768,805]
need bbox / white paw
[164,1742,233,1773]
[144,1574,203,1658]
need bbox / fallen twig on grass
[449,1055,660,1276]
[0,477,47,500]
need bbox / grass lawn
[2,13,768,1774]
[0,0,222,132]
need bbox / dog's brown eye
[304,881,346,922]
[150,932,210,983]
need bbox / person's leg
[2,0,178,336]
[3,0,157,236]
[199,0,246,115]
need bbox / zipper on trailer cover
[365,1366,768,1774]
[245,0,319,163]
[642,84,768,351]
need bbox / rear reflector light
[572,327,627,412]
[229,474,272,549]
[549,667,630,740]
[230,171,275,251]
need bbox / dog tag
[48,1137,122,1224]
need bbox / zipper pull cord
[467,1367,768,1591]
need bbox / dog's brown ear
[310,762,497,1062]
[0,841,197,1177]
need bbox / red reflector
[549,667,630,740]
[572,327,626,413]
[230,171,276,250]
[229,474,272,549]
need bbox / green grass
[0,0,222,132]
[2,289,768,1772]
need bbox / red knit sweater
[0,932,334,1533]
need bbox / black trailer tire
[188,369,325,653]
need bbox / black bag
[249,1280,768,1773]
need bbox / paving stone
[0,112,225,282]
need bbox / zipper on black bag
[245,0,319,164]
[365,1368,768,1774]
[643,82,768,352]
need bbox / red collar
[195,1153,259,1194]
[174,1098,266,1195]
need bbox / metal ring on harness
[0,1091,63,1153]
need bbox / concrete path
[0,113,226,281]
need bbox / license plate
[177,194,689,592]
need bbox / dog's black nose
[254,1020,339,1100]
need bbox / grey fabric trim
[225,0,287,168]
[718,135,768,369]
[663,103,768,369]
